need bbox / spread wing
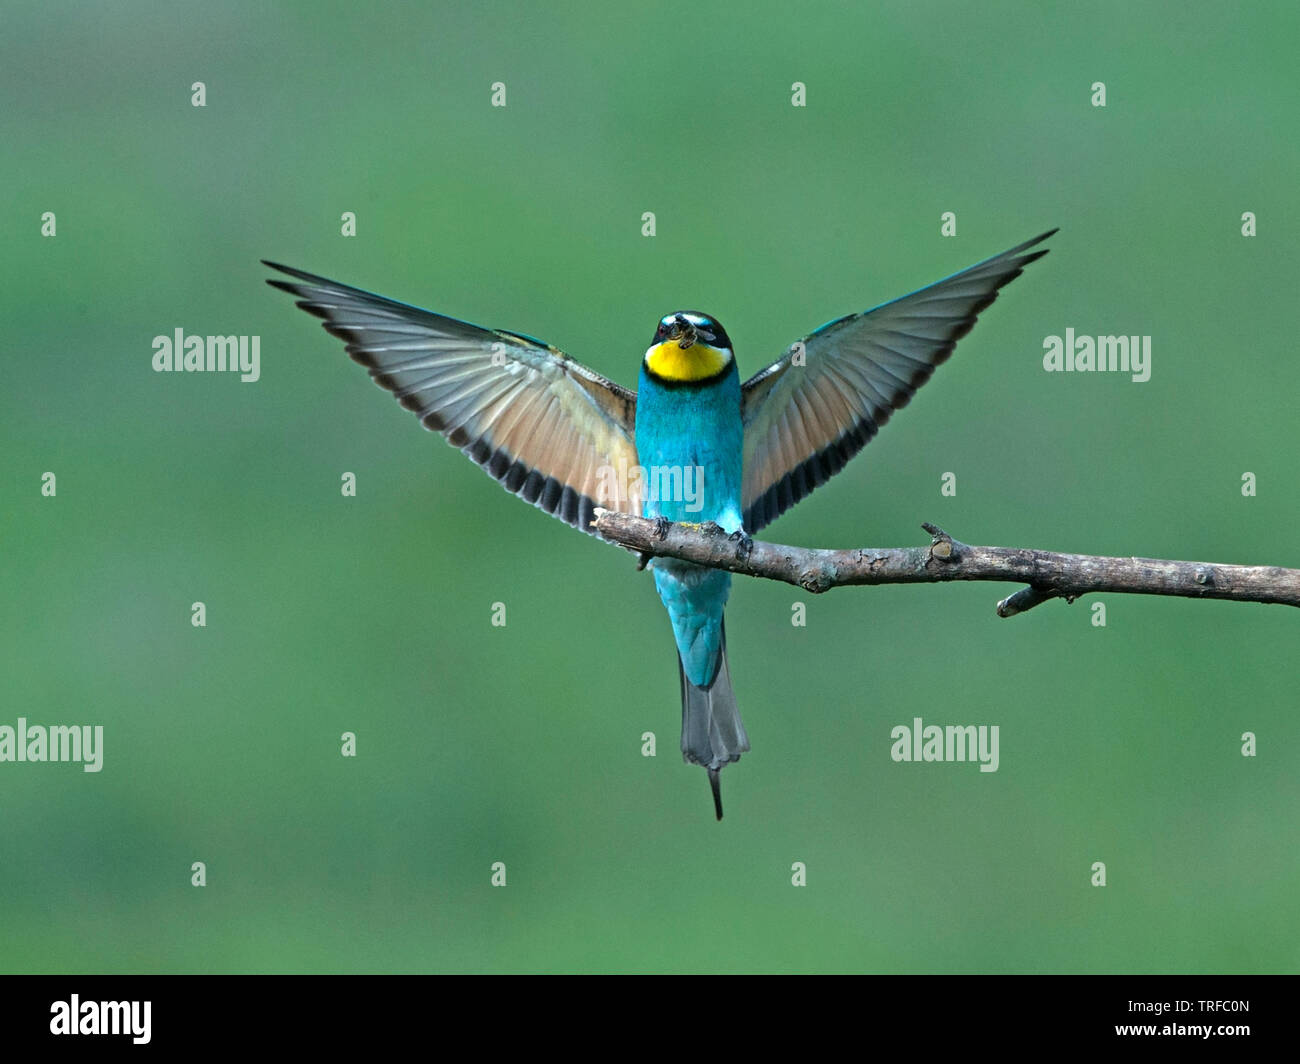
[740,229,1056,532]
[265,262,641,535]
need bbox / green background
[3,1,1296,973]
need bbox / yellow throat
[645,341,730,382]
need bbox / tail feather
[678,622,749,819]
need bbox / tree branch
[591,510,1300,617]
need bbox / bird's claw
[729,529,754,561]
[652,515,671,540]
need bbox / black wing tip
[264,260,365,299]
[982,228,1058,271]
[263,260,309,284]
[263,262,325,301]
[262,259,324,284]
[1014,227,1059,256]
[264,278,336,323]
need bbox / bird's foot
[728,529,754,561]
[652,515,671,540]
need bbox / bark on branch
[591,510,1300,617]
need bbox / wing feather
[740,230,1056,532]
[265,262,641,534]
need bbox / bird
[265,228,1056,819]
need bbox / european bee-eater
[265,228,1055,818]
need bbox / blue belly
[635,366,743,685]
[634,366,743,527]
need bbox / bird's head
[644,311,733,383]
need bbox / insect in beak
[672,314,697,349]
